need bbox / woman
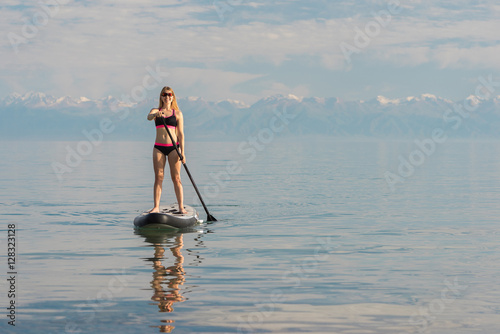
[147,86,187,214]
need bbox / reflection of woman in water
[150,234,186,333]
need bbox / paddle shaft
[161,117,217,221]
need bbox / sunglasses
[161,92,173,97]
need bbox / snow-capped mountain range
[2,92,500,140]
[0,92,249,110]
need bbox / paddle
[161,117,217,222]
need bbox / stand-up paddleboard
[134,203,200,229]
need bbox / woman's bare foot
[179,205,187,214]
[148,207,160,213]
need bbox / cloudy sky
[1,0,499,104]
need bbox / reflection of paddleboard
[134,203,200,229]
[134,228,183,245]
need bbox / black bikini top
[155,109,177,129]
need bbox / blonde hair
[158,86,181,111]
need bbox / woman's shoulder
[150,108,159,112]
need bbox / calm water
[1,138,500,333]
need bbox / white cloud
[261,82,310,100]
[432,44,500,69]
[167,67,264,104]
[2,0,500,100]
[344,15,500,68]
[373,46,431,66]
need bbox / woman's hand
[179,151,186,163]
[147,108,160,121]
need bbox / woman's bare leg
[167,150,187,214]
[150,148,166,213]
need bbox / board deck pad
[134,203,200,229]
[156,204,196,215]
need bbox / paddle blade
[207,214,217,222]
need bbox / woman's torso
[154,108,178,144]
